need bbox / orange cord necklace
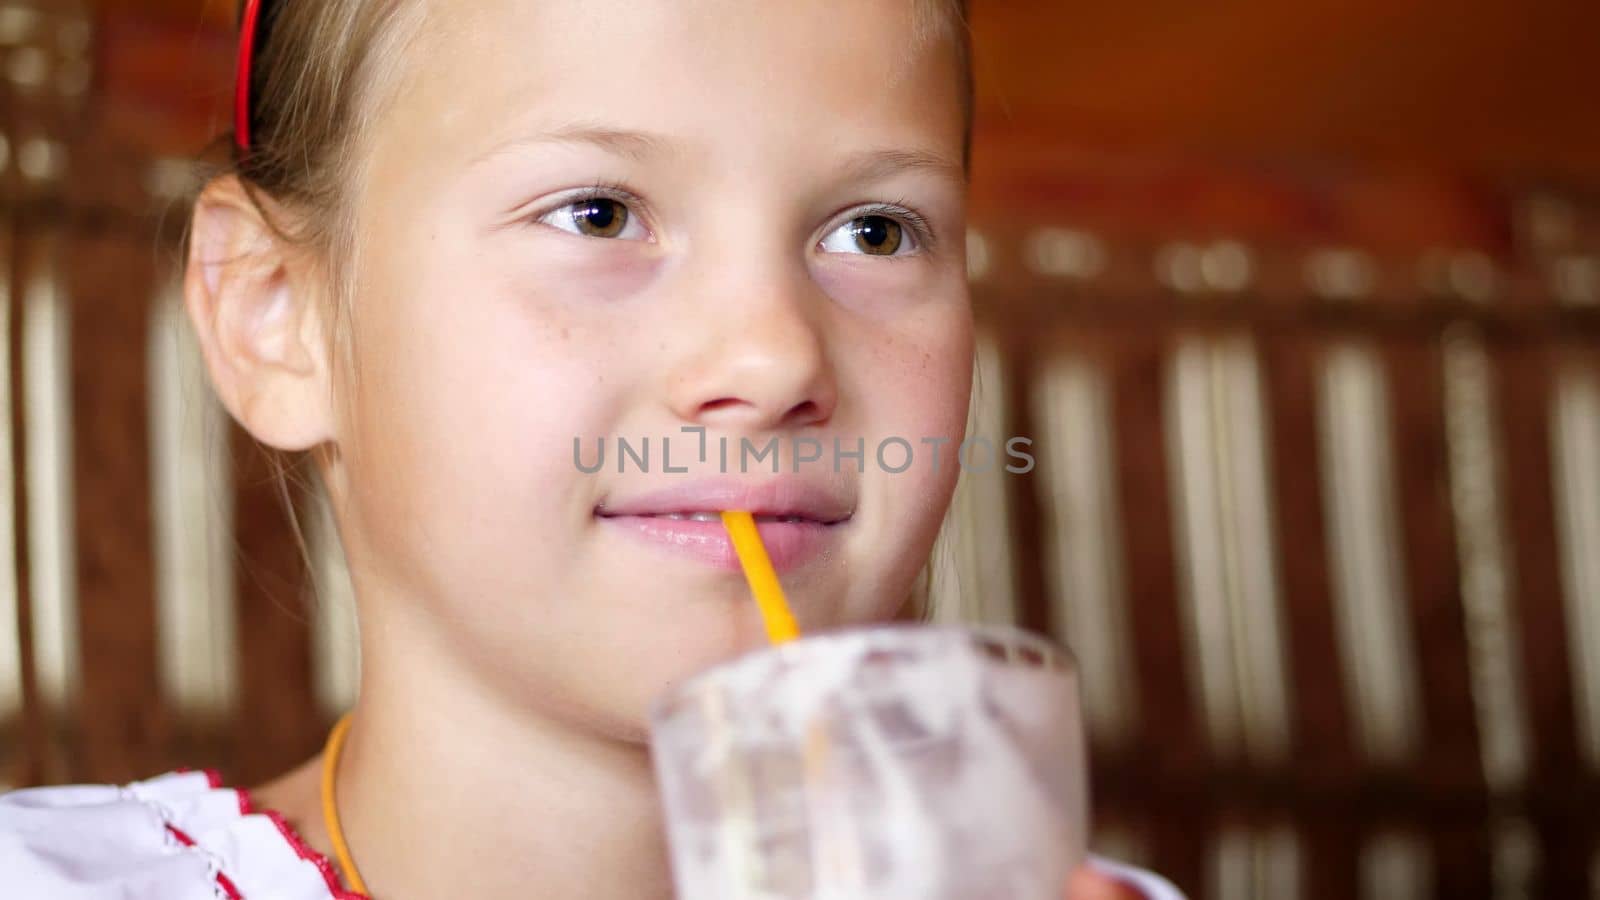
[320,713,369,895]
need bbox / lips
[594,479,853,571]
[629,511,809,524]
[594,479,853,525]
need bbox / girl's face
[333,0,972,739]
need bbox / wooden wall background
[0,2,1596,899]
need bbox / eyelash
[529,184,937,252]
[529,180,649,227]
[843,200,936,254]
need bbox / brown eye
[850,215,902,255]
[570,198,629,238]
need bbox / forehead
[374,0,965,181]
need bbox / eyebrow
[835,148,967,186]
[472,123,964,185]
[472,122,686,166]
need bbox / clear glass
[648,623,1088,900]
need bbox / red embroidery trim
[165,823,243,900]
[235,0,265,152]
[176,769,370,900]
[266,809,371,900]
[173,766,224,790]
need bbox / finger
[1066,865,1145,899]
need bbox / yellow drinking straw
[721,511,860,882]
[720,510,801,644]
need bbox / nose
[665,265,837,432]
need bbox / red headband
[234,0,266,153]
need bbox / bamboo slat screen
[0,0,349,794]
[1,3,1599,899]
[958,153,1600,898]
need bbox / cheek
[840,296,974,439]
[836,290,973,570]
[812,255,961,318]
[813,257,974,435]
[337,248,636,564]
[498,235,662,302]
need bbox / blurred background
[0,1,1596,898]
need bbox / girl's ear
[184,175,337,452]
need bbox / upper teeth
[651,512,806,523]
